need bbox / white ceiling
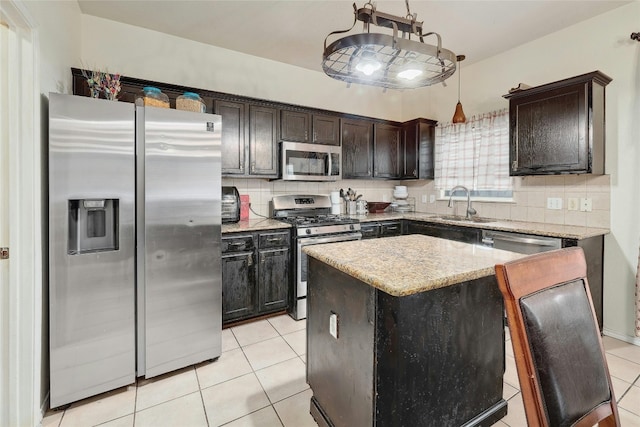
[77,0,631,72]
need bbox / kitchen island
[303,234,525,427]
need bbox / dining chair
[495,247,620,427]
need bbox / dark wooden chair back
[495,247,620,427]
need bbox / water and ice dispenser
[68,199,119,254]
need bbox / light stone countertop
[221,212,609,240]
[222,218,291,234]
[352,212,609,240]
[303,234,526,297]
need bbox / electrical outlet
[567,198,579,211]
[421,195,427,203]
[382,194,389,202]
[429,195,436,203]
[329,312,339,339]
[580,198,592,212]
[546,197,562,210]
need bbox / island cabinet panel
[307,259,507,427]
[405,220,482,244]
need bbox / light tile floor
[43,315,640,427]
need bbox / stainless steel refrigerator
[48,93,222,408]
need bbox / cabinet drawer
[380,222,402,237]
[258,231,290,249]
[222,235,255,253]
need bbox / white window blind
[435,109,511,192]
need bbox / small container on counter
[136,86,170,108]
[176,92,206,113]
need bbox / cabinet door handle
[247,254,253,266]
[386,226,398,231]
[267,237,283,243]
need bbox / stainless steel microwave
[281,141,341,181]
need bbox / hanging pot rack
[322,1,457,90]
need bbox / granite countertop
[222,212,609,240]
[303,234,525,296]
[352,212,609,240]
[222,218,291,234]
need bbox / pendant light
[322,1,457,90]
[452,55,466,123]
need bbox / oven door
[295,232,361,318]
[282,141,341,181]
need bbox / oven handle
[297,232,362,247]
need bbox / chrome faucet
[448,185,477,219]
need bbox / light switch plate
[421,195,427,203]
[329,312,339,339]
[546,197,562,210]
[567,198,579,211]
[429,195,436,203]
[382,194,389,202]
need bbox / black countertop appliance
[221,186,240,223]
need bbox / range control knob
[349,224,355,231]
[305,229,311,235]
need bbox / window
[435,109,512,200]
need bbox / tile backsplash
[224,174,610,229]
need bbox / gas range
[271,195,361,237]
[270,194,362,320]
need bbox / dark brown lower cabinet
[308,259,507,427]
[222,229,291,325]
[258,247,289,313]
[221,235,256,323]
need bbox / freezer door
[49,93,136,408]
[138,106,222,378]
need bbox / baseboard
[602,328,640,346]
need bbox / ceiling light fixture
[452,54,466,123]
[322,1,457,90]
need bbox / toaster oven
[221,186,240,223]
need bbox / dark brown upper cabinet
[215,100,246,175]
[373,123,402,179]
[281,110,340,145]
[402,118,436,179]
[214,100,279,178]
[342,118,374,178]
[248,105,279,176]
[504,71,611,176]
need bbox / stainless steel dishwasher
[481,230,561,254]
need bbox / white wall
[80,4,640,341]
[404,2,640,341]
[79,15,403,121]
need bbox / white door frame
[0,1,42,426]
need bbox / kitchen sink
[431,215,495,224]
